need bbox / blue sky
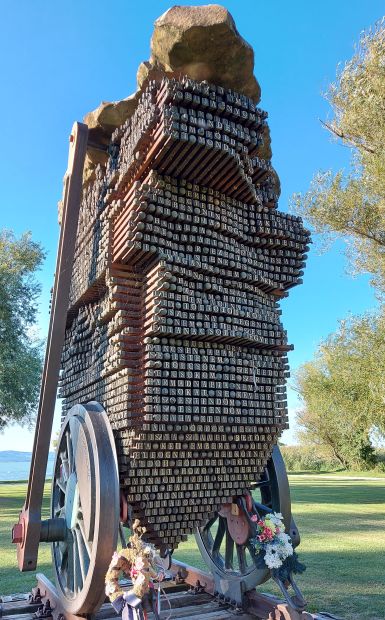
[0,0,383,450]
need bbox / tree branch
[324,431,347,466]
[320,119,376,154]
[348,225,385,248]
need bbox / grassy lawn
[0,481,54,595]
[287,470,385,479]
[1,476,384,619]
[175,475,385,620]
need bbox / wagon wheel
[51,402,119,615]
[195,446,299,594]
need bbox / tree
[292,21,385,292]
[291,20,385,467]
[0,230,45,431]
[294,312,385,469]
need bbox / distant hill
[0,451,54,462]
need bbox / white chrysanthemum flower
[264,550,282,569]
[269,512,284,525]
[264,544,283,569]
[279,532,291,544]
[278,546,290,560]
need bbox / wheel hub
[219,503,251,545]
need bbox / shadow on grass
[292,516,385,534]
[0,493,51,514]
[289,549,385,620]
[173,545,385,620]
[290,483,385,505]
[1,480,385,618]
[288,469,348,476]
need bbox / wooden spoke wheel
[51,402,119,615]
[195,446,299,594]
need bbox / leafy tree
[292,21,385,292]
[291,21,385,467]
[0,230,45,431]
[294,312,385,469]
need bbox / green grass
[282,475,385,619]
[0,482,54,594]
[286,470,385,478]
[1,476,385,619]
[174,474,385,620]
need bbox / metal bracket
[34,600,53,619]
[272,573,307,613]
[29,587,42,605]
[189,580,206,594]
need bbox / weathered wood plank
[0,596,41,617]
[159,601,229,618]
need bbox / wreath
[105,520,169,619]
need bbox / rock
[82,92,140,183]
[136,61,170,90]
[271,168,281,198]
[148,5,260,102]
[81,4,263,189]
[258,125,272,161]
[254,126,280,196]
[136,61,152,87]
[84,93,139,140]
[82,151,98,186]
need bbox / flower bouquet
[249,512,305,582]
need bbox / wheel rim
[195,446,293,590]
[51,402,119,614]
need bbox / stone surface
[259,124,272,161]
[84,94,139,141]
[82,93,139,185]
[81,4,263,188]
[148,5,261,101]
[271,168,281,198]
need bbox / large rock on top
[81,4,263,192]
[142,4,260,102]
